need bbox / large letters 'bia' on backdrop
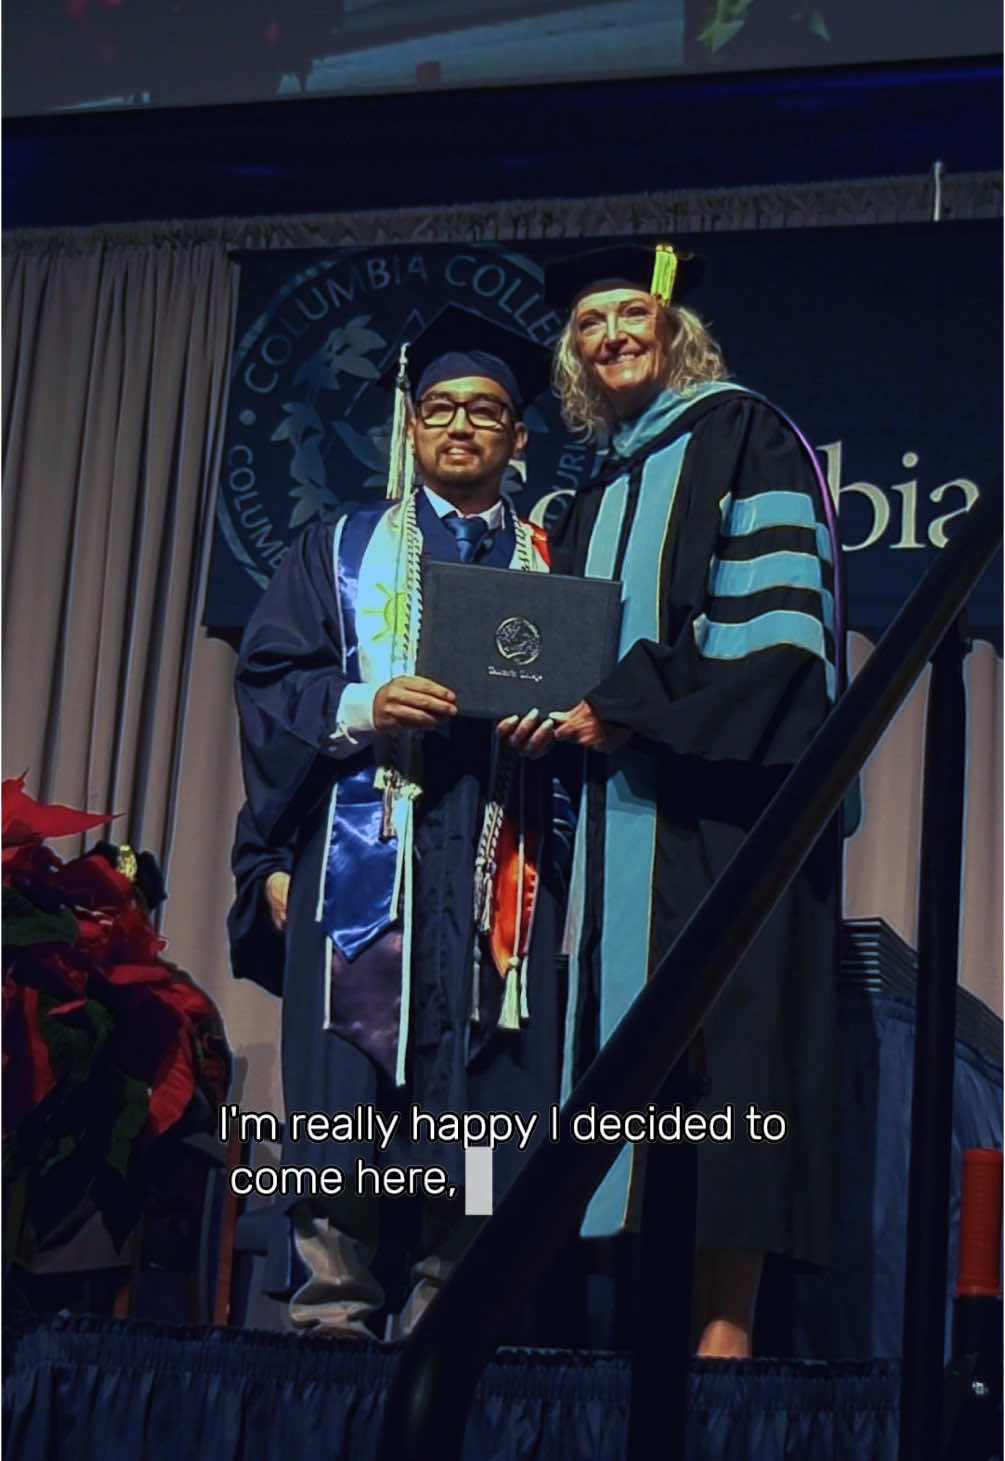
[205,221,1001,647]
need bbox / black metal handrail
[899,617,968,1461]
[377,481,1002,1461]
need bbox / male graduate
[234,308,564,1338]
[543,244,842,1358]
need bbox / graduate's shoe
[289,1210,385,1339]
[293,1314,381,1341]
[395,1252,455,1337]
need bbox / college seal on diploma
[495,617,543,666]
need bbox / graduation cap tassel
[649,242,679,305]
[386,342,412,500]
[403,429,415,495]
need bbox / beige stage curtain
[843,635,1003,1015]
[3,186,1001,1130]
[2,237,283,1115]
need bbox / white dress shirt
[329,487,505,754]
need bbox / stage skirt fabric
[3,1315,902,1461]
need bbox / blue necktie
[444,513,489,564]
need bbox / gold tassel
[650,242,679,304]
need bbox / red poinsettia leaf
[104,902,165,962]
[103,964,171,989]
[100,973,183,1078]
[1,982,57,1130]
[53,854,132,909]
[145,975,217,1021]
[73,912,114,964]
[2,777,117,846]
[146,1041,196,1137]
[3,839,63,880]
[47,997,88,1017]
[8,943,92,1002]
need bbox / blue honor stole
[319,492,544,1085]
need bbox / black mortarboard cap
[543,242,704,314]
[379,304,551,413]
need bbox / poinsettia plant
[3,777,231,1266]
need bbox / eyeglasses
[416,396,513,431]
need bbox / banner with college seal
[205,222,1000,646]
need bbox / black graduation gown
[551,390,839,1265]
[234,497,563,1201]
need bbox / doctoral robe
[235,492,564,1198]
[551,385,840,1264]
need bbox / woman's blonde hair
[552,301,728,439]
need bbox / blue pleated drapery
[756,989,1003,1361]
[4,1315,903,1461]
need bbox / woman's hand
[496,708,557,759]
[551,700,632,752]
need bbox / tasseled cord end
[499,954,521,1031]
[498,954,529,1031]
[386,341,414,500]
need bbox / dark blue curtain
[5,1316,901,1461]
[756,989,1003,1361]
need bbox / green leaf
[3,1167,30,1268]
[37,1014,93,1084]
[106,1076,150,1177]
[38,997,114,1084]
[38,1131,81,1177]
[2,887,79,946]
[807,8,830,39]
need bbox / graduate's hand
[551,700,632,752]
[496,708,557,759]
[373,675,458,731]
[264,870,290,932]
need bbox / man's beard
[428,448,492,490]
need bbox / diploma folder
[417,560,623,720]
